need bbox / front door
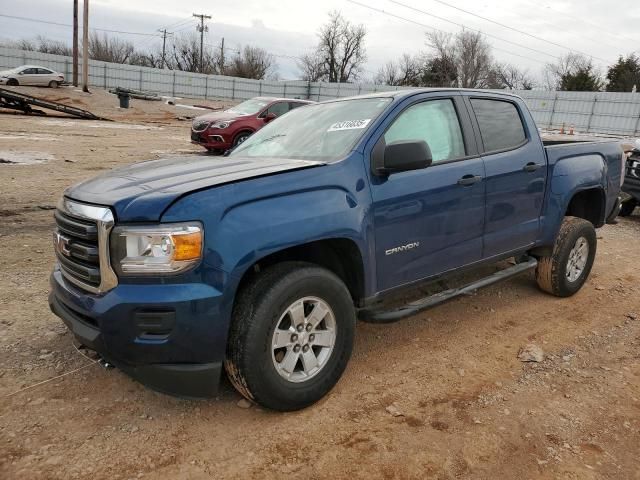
[467,97,547,258]
[369,96,486,292]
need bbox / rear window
[470,99,526,152]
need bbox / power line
[418,0,615,64]
[516,0,639,49]
[387,0,560,61]
[0,13,162,37]
[345,0,549,65]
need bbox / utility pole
[219,37,225,74]
[82,0,89,92]
[72,0,78,86]
[158,29,173,69]
[192,13,211,73]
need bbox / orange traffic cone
[560,122,565,134]
[569,124,574,135]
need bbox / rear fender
[540,154,606,245]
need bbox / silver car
[0,65,65,88]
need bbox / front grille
[53,199,117,294]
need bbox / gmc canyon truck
[49,89,624,411]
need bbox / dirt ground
[0,87,639,480]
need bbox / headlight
[210,120,234,129]
[111,223,203,275]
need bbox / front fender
[216,186,368,279]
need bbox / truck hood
[65,155,324,222]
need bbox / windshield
[229,97,392,161]
[225,98,270,115]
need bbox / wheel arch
[564,186,606,227]
[234,238,366,308]
[232,129,255,144]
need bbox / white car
[0,65,65,88]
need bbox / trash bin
[118,93,130,109]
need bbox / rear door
[37,68,55,85]
[369,94,486,291]
[466,95,546,258]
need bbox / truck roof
[323,88,523,103]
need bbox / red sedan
[191,97,315,152]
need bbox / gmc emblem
[53,231,72,256]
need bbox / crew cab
[49,89,624,411]
[191,96,314,152]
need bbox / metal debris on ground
[108,87,161,101]
[0,87,109,120]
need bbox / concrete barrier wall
[2,46,639,136]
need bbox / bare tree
[6,36,71,56]
[487,63,534,89]
[89,33,135,64]
[301,11,366,83]
[170,34,217,73]
[298,52,326,82]
[543,53,601,91]
[375,54,422,86]
[426,30,492,88]
[225,45,275,79]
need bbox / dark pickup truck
[49,89,624,411]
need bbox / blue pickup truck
[49,89,624,411]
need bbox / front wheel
[232,132,251,147]
[6,78,18,86]
[535,216,597,297]
[225,262,355,411]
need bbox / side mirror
[264,112,277,122]
[372,140,433,176]
[18,71,24,75]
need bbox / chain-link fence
[2,46,640,136]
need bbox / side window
[383,99,466,163]
[22,68,38,74]
[289,102,306,110]
[470,99,526,152]
[265,102,290,117]
[37,68,53,75]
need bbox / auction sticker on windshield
[327,119,371,132]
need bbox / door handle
[523,162,542,172]
[457,174,482,186]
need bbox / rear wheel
[535,216,597,297]
[225,262,355,411]
[6,78,18,86]
[48,80,60,88]
[619,199,637,217]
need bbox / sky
[1,0,639,82]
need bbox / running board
[358,256,538,323]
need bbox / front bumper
[606,195,622,224]
[191,129,232,150]
[49,267,227,398]
[622,175,640,202]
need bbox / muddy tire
[619,200,637,217]
[48,80,60,88]
[7,78,18,86]
[535,216,597,297]
[225,262,355,411]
